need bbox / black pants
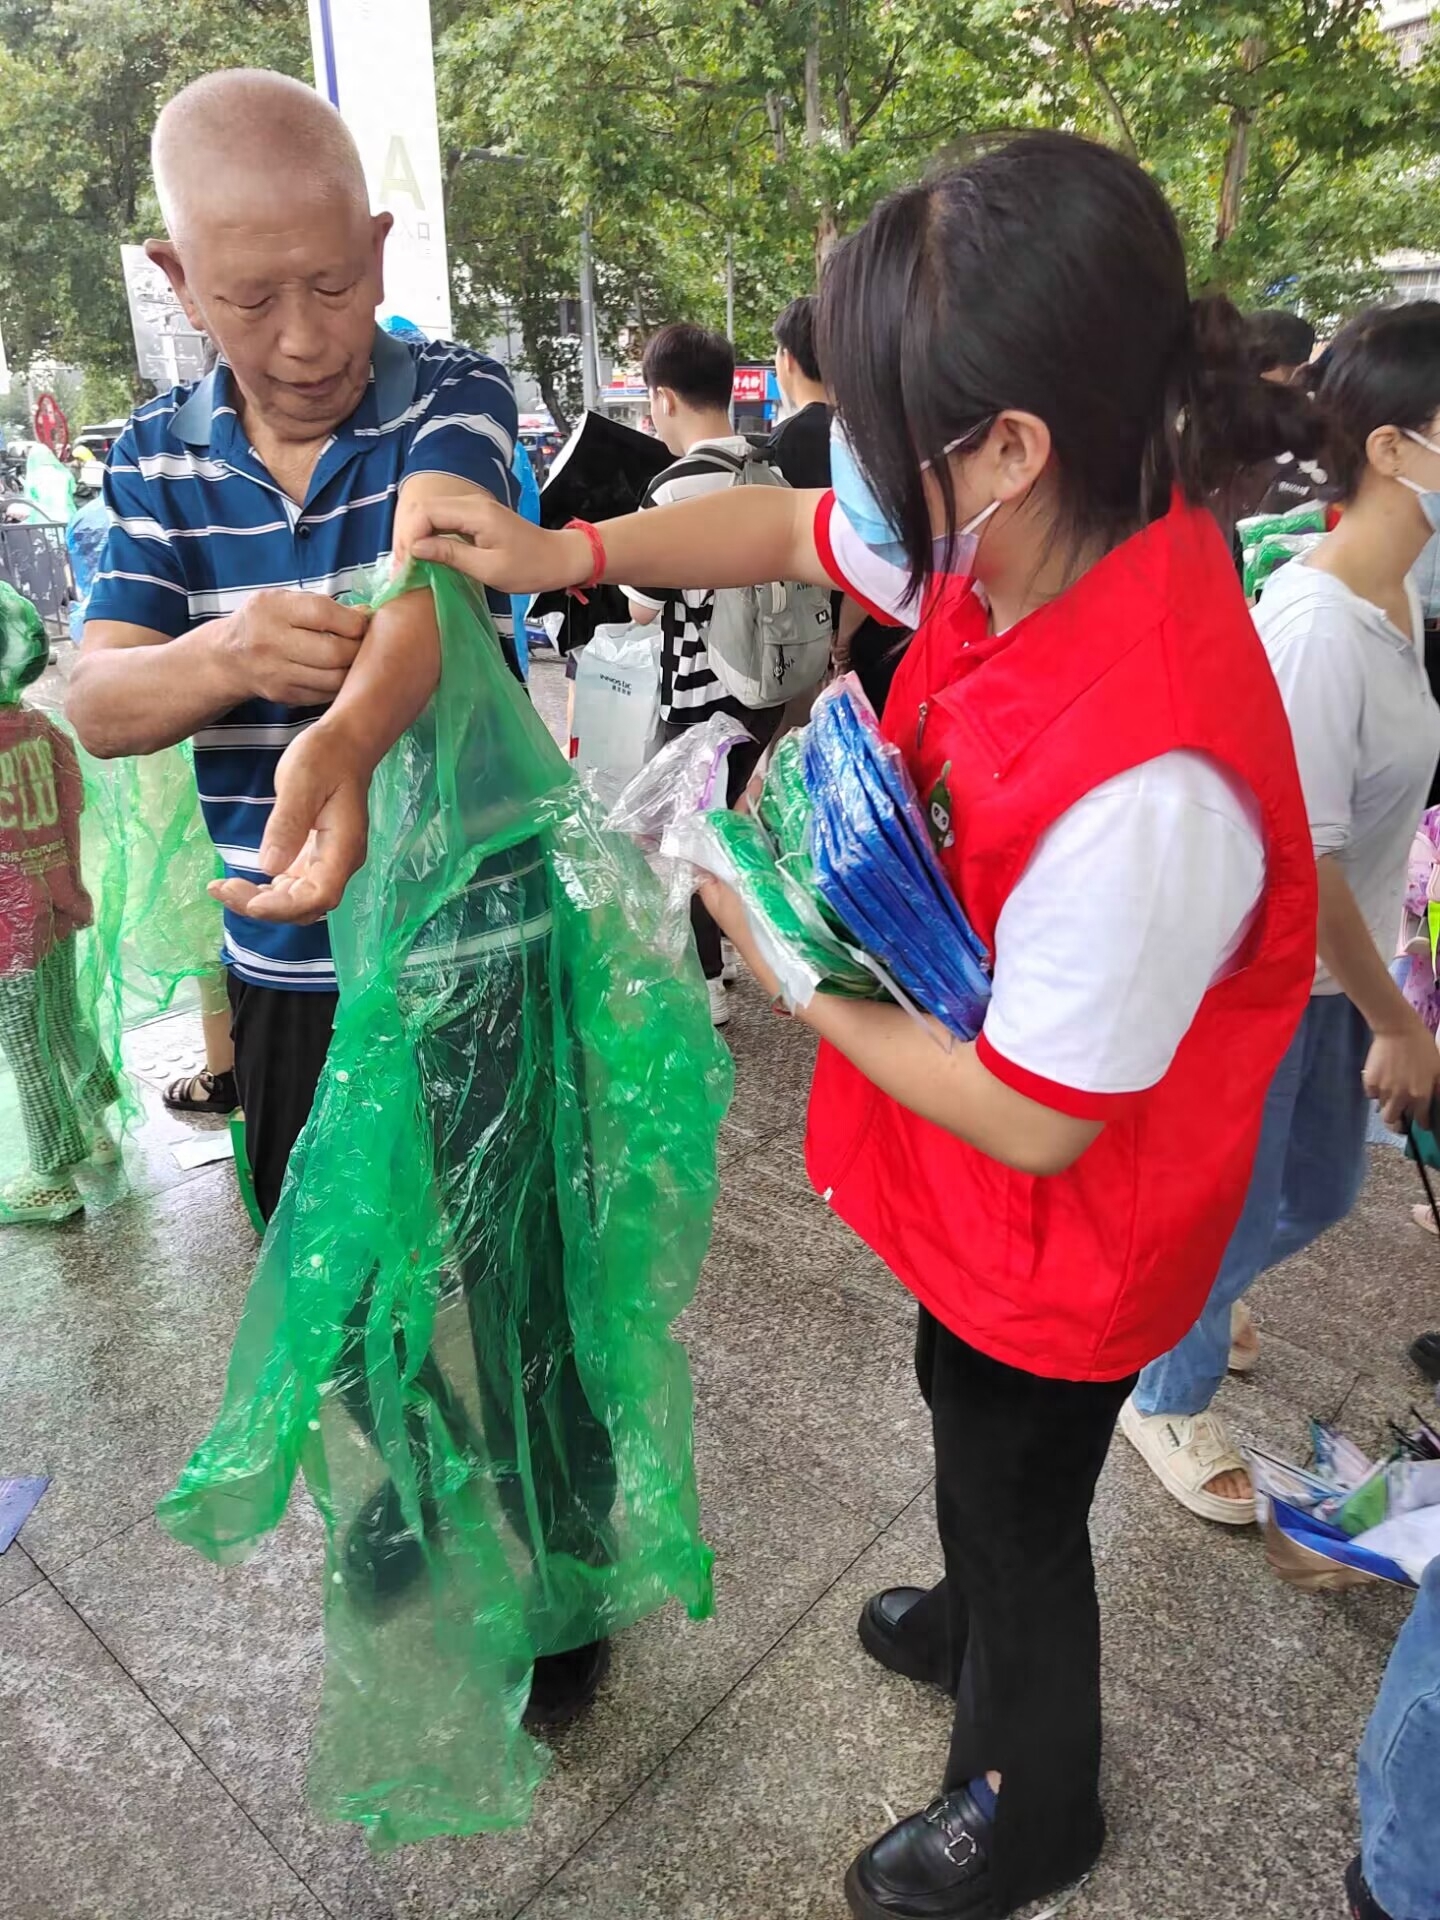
[227,934,615,1613]
[227,973,337,1223]
[663,703,782,980]
[897,1309,1135,1912]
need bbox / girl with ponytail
[1124,303,1440,1536]
[406,131,1321,1918]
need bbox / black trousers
[897,1309,1135,1912]
[227,973,337,1223]
[663,703,782,980]
[226,960,615,1606]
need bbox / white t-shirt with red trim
[816,494,1268,1112]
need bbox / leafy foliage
[1,0,1438,404]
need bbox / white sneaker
[721,940,740,985]
[708,979,732,1027]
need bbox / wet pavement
[1,650,1434,1919]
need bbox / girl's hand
[1363,1016,1440,1131]
[696,876,783,1005]
[408,494,593,594]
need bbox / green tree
[1015,0,1440,317]
[0,0,308,381]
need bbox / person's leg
[666,709,780,986]
[40,937,120,1124]
[858,1307,961,1692]
[166,969,238,1112]
[1133,1005,1309,1419]
[1128,997,1371,1515]
[0,965,88,1182]
[1264,994,1371,1267]
[226,974,337,1223]
[423,922,615,1717]
[940,1334,1132,1906]
[848,1324,1133,1918]
[438,932,617,1580]
[1355,1556,1440,1920]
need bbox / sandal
[0,1171,84,1224]
[163,1068,238,1115]
[1228,1299,1260,1373]
[1119,1399,1256,1525]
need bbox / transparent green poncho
[0,587,222,1215]
[157,563,728,1848]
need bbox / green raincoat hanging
[159,563,728,1848]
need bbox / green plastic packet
[1238,500,1330,601]
[757,731,812,865]
[674,804,879,1009]
[157,562,727,1849]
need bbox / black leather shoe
[1346,1856,1393,1920]
[523,1638,612,1730]
[1409,1331,1440,1384]
[859,1588,955,1694]
[845,1787,997,1919]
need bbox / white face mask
[1400,429,1440,534]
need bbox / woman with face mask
[408,133,1319,1919]
[1124,303,1440,1531]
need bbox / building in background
[1379,249,1440,302]
[1379,0,1436,65]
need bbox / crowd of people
[1,56,1435,1920]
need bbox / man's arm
[212,475,484,925]
[68,599,371,759]
[208,583,441,926]
[69,618,254,758]
[70,418,370,758]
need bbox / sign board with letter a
[308,0,454,340]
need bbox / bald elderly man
[68,69,611,1721]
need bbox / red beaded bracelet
[564,517,607,593]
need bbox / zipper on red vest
[916,700,929,750]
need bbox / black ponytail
[1152,292,1325,514]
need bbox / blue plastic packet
[807,689,990,981]
[809,690,989,973]
[802,685,991,1037]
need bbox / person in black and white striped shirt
[623,324,783,1024]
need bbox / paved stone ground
[2,650,1436,1919]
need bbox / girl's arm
[698,878,1100,1177]
[409,484,830,597]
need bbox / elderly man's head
[148,70,391,443]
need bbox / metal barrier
[0,509,76,638]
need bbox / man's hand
[409,493,592,593]
[1363,1016,1440,1132]
[216,590,371,708]
[209,721,371,925]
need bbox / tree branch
[1054,0,1140,161]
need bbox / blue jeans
[1134,994,1370,1418]
[1360,1555,1440,1918]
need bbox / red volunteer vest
[806,499,1317,1381]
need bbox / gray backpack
[704,448,834,709]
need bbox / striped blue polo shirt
[87,328,518,991]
